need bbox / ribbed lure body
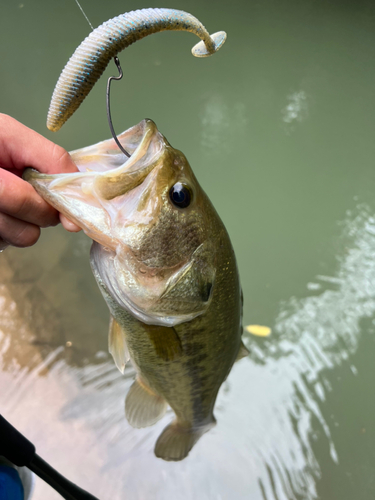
[47,8,227,132]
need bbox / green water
[1,0,375,498]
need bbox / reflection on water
[0,229,109,371]
[281,90,309,132]
[1,204,374,499]
[200,94,248,156]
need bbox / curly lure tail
[47,8,227,132]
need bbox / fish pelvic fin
[236,340,250,362]
[108,316,130,374]
[154,419,215,462]
[125,377,167,428]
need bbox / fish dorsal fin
[236,341,250,362]
[108,315,130,374]
[143,324,183,362]
[125,377,167,428]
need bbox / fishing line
[73,0,130,158]
[74,0,94,31]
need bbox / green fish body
[25,120,246,460]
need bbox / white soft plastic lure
[47,8,227,132]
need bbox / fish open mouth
[25,119,216,326]
[23,119,167,249]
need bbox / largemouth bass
[25,120,247,461]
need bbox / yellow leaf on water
[245,325,272,337]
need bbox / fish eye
[169,182,192,209]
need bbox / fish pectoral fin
[125,377,167,428]
[108,315,130,374]
[235,341,250,362]
[143,324,183,362]
[154,420,215,462]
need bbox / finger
[0,212,40,248]
[60,214,82,232]
[0,237,9,252]
[0,114,78,175]
[0,169,60,228]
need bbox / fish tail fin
[125,377,167,428]
[154,419,216,461]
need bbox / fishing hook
[106,57,131,158]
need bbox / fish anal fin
[125,377,167,428]
[143,324,182,362]
[108,315,130,374]
[154,420,215,462]
[236,341,250,362]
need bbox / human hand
[0,114,81,250]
